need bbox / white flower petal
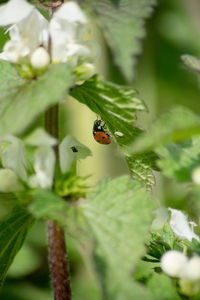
[54,1,87,24]
[2,40,29,62]
[34,146,55,189]
[0,168,23,192]
[169,208,200,242]
[59,135,92,173]
[0,0,33,26]
[25,128,57,147]
[151,207,169,230]
[0,134,27,181]
[0,51,9,61]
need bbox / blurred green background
[1,0,200,299]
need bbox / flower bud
[192,166,200,184]
[161,250,188,277]
[75,63,95,84]
[30,47,50,70]
[184,256,200,281]
[0,168,23,192]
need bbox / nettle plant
[0,0,200,299]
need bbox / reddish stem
[47,220,72,300]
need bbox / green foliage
[55,168,89,199]
[147,273,181,300]
[0,206,34,288]
[80,176,155,299]
[8,243,40,278]
[129,106,200,155]
[0,61,73,136]
[86,0,157,80]
[191,186,200,216]
[29,189,75,230]
[181,54,200,74]
[71,75,158,188]
[145,223,183,263]
[157,136,200,182]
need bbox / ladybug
[93,119,111,145]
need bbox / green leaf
[157,136,200,182]
[71,75,158,189]
[181,54,200,73]
[87,0,157,80]
[0,206,34,287]
[0,61,73,136]
[80,176,155,299]
[129,106,200,155]
[8,243,40,278]
[29,189,76,230]
[147,273,181,300]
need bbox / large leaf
[86,0,157,80]
[71,75,158,189]
[0,206,34,287]
[157,136,200,182]
[0,61,73,136]
[128,106,200,155]
[80,176,155,299]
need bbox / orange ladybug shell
[93,131,111,144]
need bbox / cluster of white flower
[161,250,200,280]
[0,0,96,79]
[161,250,200,295]
[154,207,200,296]
[0,130,90,191]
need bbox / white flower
[59,135,92,173]
[31,47,50,70]
[0,168,23,192]
[0,0,94,70]
[169,208,200,242]
[49,1,91,64]
[161,250,188,277]
[0,0,48,63]
[29,146,56,189]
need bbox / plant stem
[45,105,72,300]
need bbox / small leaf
[129,106,200,155]
[59,135,92,173]
[157,136,200,182]
[181,54,200,73]
[80,176,155,299]
[0,206,34,287]
[71,75,158,188]
[0,61,73,136]
[87,0,157,80]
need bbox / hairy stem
[45,105,72,300]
